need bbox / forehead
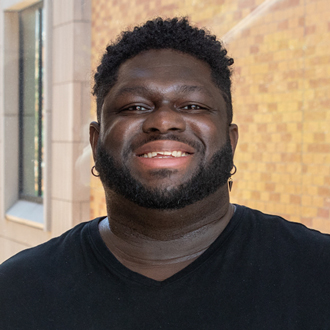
[119,49,211,75]
[114,49,216,91]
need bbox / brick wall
[90,0,330,233]
[227,0,330,232]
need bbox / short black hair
[93,17,234,123]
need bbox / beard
[95,137,233,210]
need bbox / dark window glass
[18,2,44,203]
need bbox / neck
[99,185,234,280]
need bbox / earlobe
[89,121,100,161]
[229,124,239,156]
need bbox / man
[1,17,330,329]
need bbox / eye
[121,105,150,112]
[181,104,205,111]
[126,105,147,111]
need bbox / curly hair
[93,17,234,124]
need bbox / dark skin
[90,49,238,281]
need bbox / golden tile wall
[227,0,330,233]
[91,0,330,233]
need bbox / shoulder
[233,206,330,292]
[0,218,103,327]
[236,204,330,254]
[0,218,100,284]
[238,204,330,237]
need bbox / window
[3,0,46,228]
[18,2,44,203]
[1,0,91,237]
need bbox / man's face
[91,49,238,209]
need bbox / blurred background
[0,0,329,262]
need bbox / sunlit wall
[90,0,330,233]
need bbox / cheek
[187,117,225,152]
[101,118,142,154]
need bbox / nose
[142,105,186,134]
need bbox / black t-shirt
[1,205,330,329]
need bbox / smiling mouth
[138,151,192,158]
[133,140,196,170]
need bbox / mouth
[138,150,192,158]
[134,140,196,156]
[133,140,196,170]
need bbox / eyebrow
[115,86,150,98]
[176,85,214,98]
[114,85,213,98]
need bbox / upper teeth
[141,151,188,158]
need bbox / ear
[90,121,100,161]
[229,123,238,157]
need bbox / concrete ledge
[6,200,44,229]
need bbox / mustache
[126,134,204,158]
